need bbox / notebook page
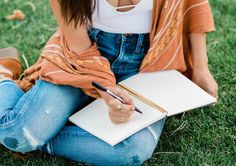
[69,96,165,146]
[118,70,217,116]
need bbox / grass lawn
[0,0,235,165]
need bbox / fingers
[108,111,130,124]
[209,83,218,99]
[204,79,218,99]
[104,86,135,124]
[209,87,218,98]
[203,85,217,99]
[192,71,219,100]
[108,99,135,124]
[115,88,134,105]
[109,99,134,115]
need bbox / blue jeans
[0,28,165,166]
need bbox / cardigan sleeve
[183,0,215,34]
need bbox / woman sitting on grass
[0,0,218,165]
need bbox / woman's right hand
[98,86,135,124]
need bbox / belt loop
[93,28,101,41]
[134,34,144,53]
[88,27,101,42]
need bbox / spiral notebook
[69,70,217,146]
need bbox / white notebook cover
[118,70,217,116]
[69,70,216,146]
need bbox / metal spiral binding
[117,84,168,114]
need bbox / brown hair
[57,0,95,28]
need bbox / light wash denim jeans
[0,28,165,166]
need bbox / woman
[0,0,218,165]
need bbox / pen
[92,81,143,114]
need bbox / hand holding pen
[92,81,143,124]
[92,81,142,113]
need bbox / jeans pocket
[134,34,150,55]
[87,27,101,43]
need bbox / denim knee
[0,80,91,154]
[113,128,158,165]
[2,128,48,153]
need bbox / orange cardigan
[140,0,215,77]
[17,0,215,98]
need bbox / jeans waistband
[87,27,150,42]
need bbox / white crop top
[92,0,153,34]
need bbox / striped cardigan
[140,0,215,76]
[17,0,215,98]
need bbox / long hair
[57,0,95,28]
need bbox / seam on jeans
[146,126,158,144]
[47,141,54,155]
[87,27,95,36]
[134,34,144,54]
[111,35,125,70]
[92,28,101,42]
[0,80,43,129]
[0,80,17,86]
[58,130,91,136]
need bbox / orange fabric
[17,0,215,98]
[18,29,116,98]
[140,0,215,78]
[0,59,21,79]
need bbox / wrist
[193,62,209,71]
[193,65,210,75]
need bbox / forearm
[189,33,209,71]
[49,0,91,54]
[189,33,218,98]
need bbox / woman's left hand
[192,67,218,99]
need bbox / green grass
[0,0,235,165]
